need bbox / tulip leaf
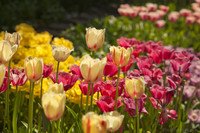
[68,122,75,133]
[66,105,82,133]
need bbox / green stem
[80,91,83,109]
[114,67,120,110]
[135,99,139,133]
[85,82,91,113]
[12,86,19,133]
[52,121,55,133]
[38,78,43,132]
[28,82,35,133]
[56,61,60,83]
[90,83,94,110]
[104,76,107,81]
[5,60,11,132]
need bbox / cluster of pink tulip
[118,0,200,29]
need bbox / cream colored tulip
[82,112,107,133]
[80,54,107,83]
[42,83,66,120]
[0,65,5,88]
[109,46,133,67]
[103,111,124,132]
[51,45,73,62]
[4,31,21,46]
[86,27,105,51]
[24,56,43,82]
[125,77,145,99]
[0,40,18,64]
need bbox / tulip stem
[85,82,91,113]
[80,91,83,110]
[56,61,60,83]
[90,83,94,110]
[135,99,139,133]
[52,121,55,133]
[28,82,35,133]
[12,86,19,133]
[38,78,43,132]
[4,60,11,132]
[114,67,120,110]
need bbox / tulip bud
[4,31,21,46]
[125,77,145,99]
[51,45,73,62]
[80,54,107,83]
[85,27,105,51]
[24,56,43,82]
[42,82,66,120]
[0,65,5,88]
[109,46,133,67]
[82,112,107,133]
[0,40,18,64]
[103,111,124,132]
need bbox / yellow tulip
[103,111,124,132]
[42,82,66,120]
[0,64,5,88]
[24,56,43,82]
[109,46,133,67]
[85,27,105,51]
[0,40,18,64]
[125,77,145,99]
[80,54,107,83]
[51,45,73,62]
[82,112,107,133]
[4,31,21,46]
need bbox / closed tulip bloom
[80,54,107,83]
[24,56,43,82]
[156,20,166,28]
[103,111,124,132]
[86,27,105,51]
[82,112,107,133]
[0,40,18,64]
[51,45,73,62]
[4,31,21,46]
[42,83,66,120]
[168,12,180,22]
[0,65,5,88]
[125,77,145,99]
[110,46,133,67]
[186,16,196,24]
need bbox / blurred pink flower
[146,3,157,11]
[159,5,169,12]
[148,12,160,21]
[180,9,192,18]
[155,20,166,28]
[188,109,200,123]
[168,12,180,22]
[139,12,149,20]
[186,16,196,24]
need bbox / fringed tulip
[85,27,105,51]
[43,64,53,78]
[103,111,124,132]
[10,68,27,86]
[79,80,102,95]
[125,77,145,99]
[4,31,21,46]
[103,62,118,77]
[42,83,66,120]
[82,112,107,133]
[70,65,83,79]
[51,45,73,62]
[0,40,18,64]
[110,46,133,67]
[24,56,43,82]
[80,54,107,83]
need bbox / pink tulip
[103,62,118,77]
[195,0,200,4]
[10,68,27,86]
[186,16,196,24]
[146,3,157,11]
[120,4,130,9]
[155,20,166,28]
[170,58,191,72]
[139,12,149,20]
[168,12,180,22]
[159,5,169,12]
[79,80,102,95]
[43,64,53,78]
[188,109,200,123]
[192,3,200,12]
[180,9,192,18]
[70,65,83,79]
[148,12,160,21]
[193,12,200,19]
[156,10,166,18]
[0,77,8,93]
[159,109,178,124]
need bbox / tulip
[146,3,157,11]
[51,45,73,62]
[70,65,83,79]
[4,31,21,46]
[109,46,133,67]
[82,112,107,133]
[24,56,43,82]
[103,111,124,132]
[43,64,53,78]
[0,65,5,88]
[155,20,166,28]
[0,40,18,64]
[159,5,169,12]
[168,12,180,22]
[80,54,107,83]
[10,68,27,86]
[125,77,145,99]
[42,82,66,120]
[85,27,105,51]
[188,109,200,123]
[148,12,160,21]
[139,12,149,20]
[180,9,192,18]
[186,16,196,24]
[195,0,200,4]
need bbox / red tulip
[70,65,83,79]
[96,96,123,112]
[121,56,135,73]
[159,109,177,124]
[136,56,153,70]
[117,37,141,49]
[79,80,102,95]
[0,77,8,93]
[43,64,53,78]
[103,62,118,77]
[170,58,191,72]
[50,71,79,91]
[10,68,27,86]
[150,84,167,100]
